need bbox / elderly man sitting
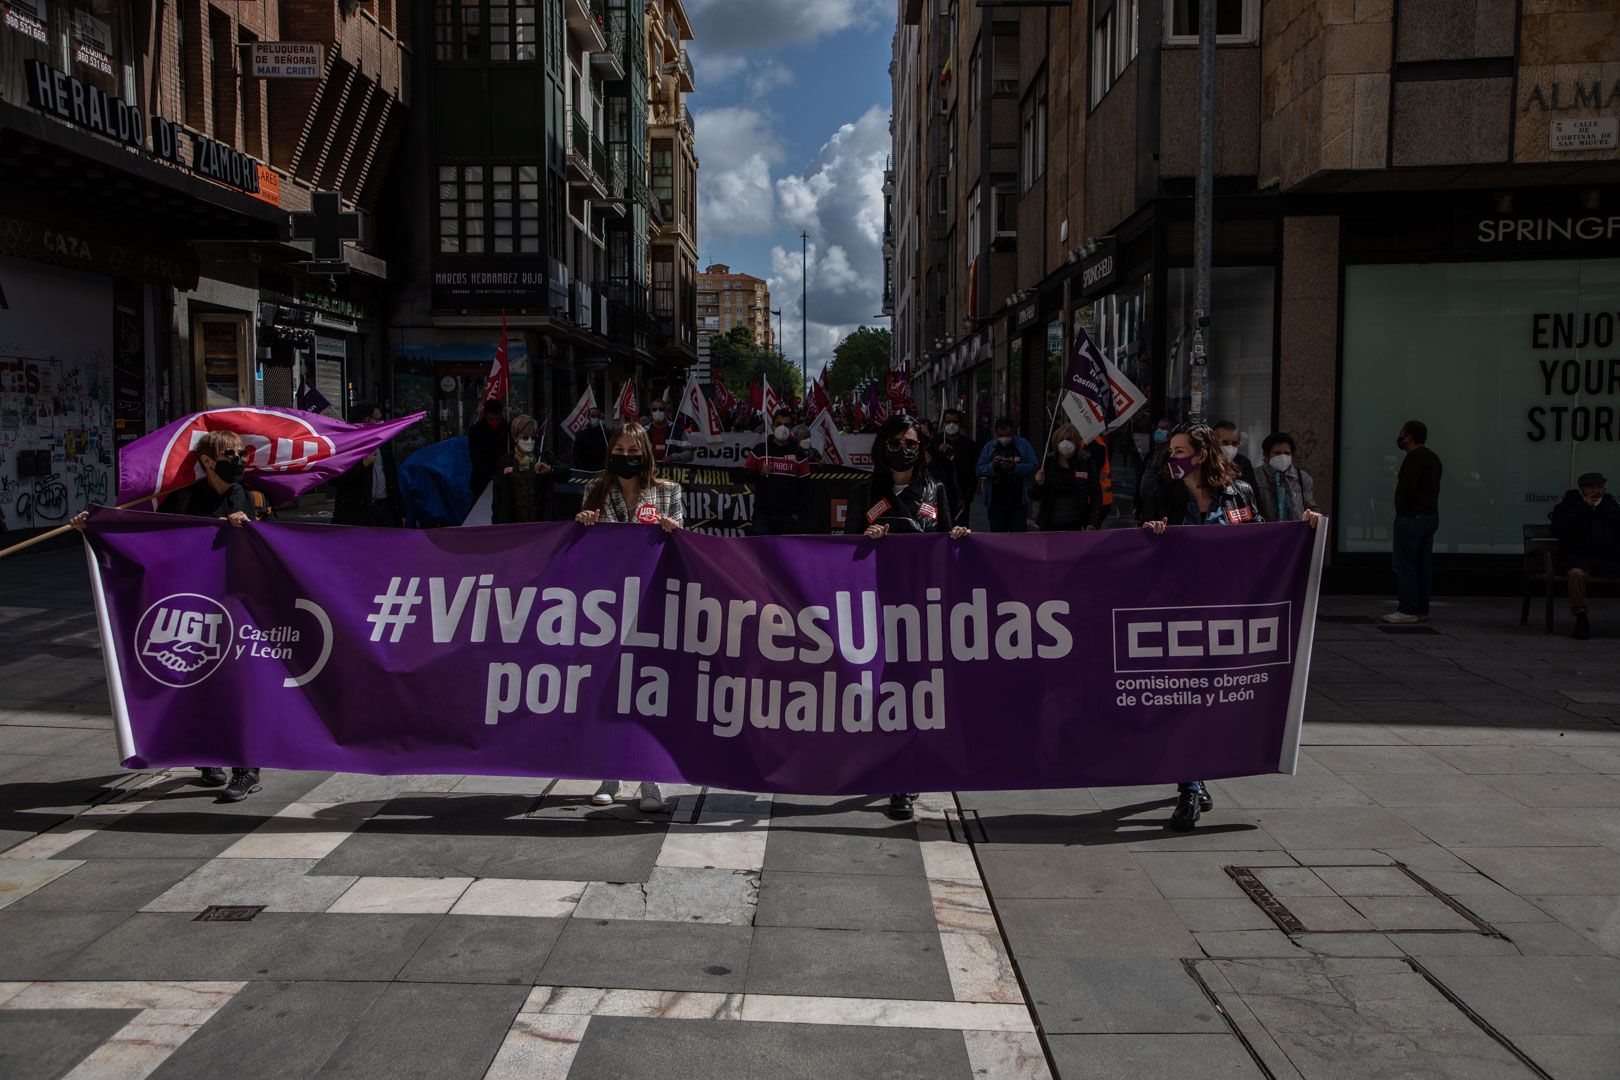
[1550,471,1620,640]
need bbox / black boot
[1574,612,1591,640]
[887,793,915,820]
[195,768,228,787]
[220,768,261,802]
[1197,784,1214,813]
[1170,788,1202,831]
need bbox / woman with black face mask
[845,413,970,819]
[575,421,683,813]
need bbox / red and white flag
[615,379,640,421]
[677,375,722,444]
[562,386,598,438]
[479,313,510,413]
[760,374,783,421]
[807,408,845,466]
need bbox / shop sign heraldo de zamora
[22,59,265,197]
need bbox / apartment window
[437,164,540,254]
[488,0,537,60]
[945,108,956,174]
[1165,0,1257,44]
[966,183,981,265]
[238,28,265,157]
[652,254,674,319]
[992,185,1017,241]
[991,31,1018,97]
[967,38,981,118]
[1019,78,1046,194]
[651,139,673,221]
[435,0,482,60]
[1091,0,1138,108]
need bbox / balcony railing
[676,48,694,92]
[680,104,694,136]
[570,109,591,160]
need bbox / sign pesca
[82,511,1326,791]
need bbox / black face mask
[887,446,920,472]
[212,459,245,484]
[610,455,644,479]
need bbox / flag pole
[0,485,213,560]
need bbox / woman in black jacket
[490,414,557,524]
[1032,424,1106,531]
[845,413,969,820]
[1141,423,1320,830]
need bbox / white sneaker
[637,781,666,813]
[590,780,620,806]
[1380,612,1421,624]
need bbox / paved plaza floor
[2,547,1619,1078]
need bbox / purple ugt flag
[296,375,333,415]
[115,406,425,508]
[1064,327,1115,429]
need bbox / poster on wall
[0,254,114,533]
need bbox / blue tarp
[397,436,474,528]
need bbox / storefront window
[1164,266,1274,460]
[1007,337,1023,433]
[1043,317,1063,436]
[2,0,133,105]
[1340,259,1620,555]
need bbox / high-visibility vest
[1093,438,1113,506]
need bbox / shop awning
[0,103,286,245]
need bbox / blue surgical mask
[1153,429,1169,445]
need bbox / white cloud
[746,58,795,98]
[693,107,786,240]
[684,0,887,54]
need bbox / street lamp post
[800,231,809,407]
[772,308,784,362]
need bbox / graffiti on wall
[0,352,114,531]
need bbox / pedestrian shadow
[968,799,1265,846]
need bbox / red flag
[809,371,832,417]
[615,379,640,421]
[480,313,510,412]
[712,378,737,413]
[884,371,916,414]
[749,381,762,411]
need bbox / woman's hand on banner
[864,523,890,540]
[949,526,970,540]
[1302,510,1323,530]
[1142,519,1169,536]
[659,515,681,533]
[575,509,601,527]
[226,512,250,529]
[69,511,90,532]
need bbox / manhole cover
[1226,865,1500,937]
[194,905,265,922]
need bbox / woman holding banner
[845,412,970,820]
[574,422,683,812]
[1140,423,1321,829]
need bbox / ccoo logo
[135,594,235,687]
[153,407,338,498]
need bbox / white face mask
[774,425,791,441]
[997,435,1012,447]
[652,410,666,422]
[1221,445,1239,461]
[1268,453,1293,473]
[943,422,960,436]
[517,438,535,452]
[589,417,603,428]
[1057,439,1076,457]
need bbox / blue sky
[684,0,895,378]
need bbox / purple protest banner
[81,509,1326,793]
[115,406,426,507]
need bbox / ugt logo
[135,594,234,687]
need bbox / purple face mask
[1168,456,1197,480]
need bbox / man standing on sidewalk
[1383,420,1442,625]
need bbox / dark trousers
[366,500,394,527]
[753,513,798,536]
[1393,513,1439,615]
[987,503,1027,533]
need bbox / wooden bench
[1521,523,1620,633]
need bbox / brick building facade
[0,0,408,534]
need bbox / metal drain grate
[194,905,264,922]
[1226,864,1502,937]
